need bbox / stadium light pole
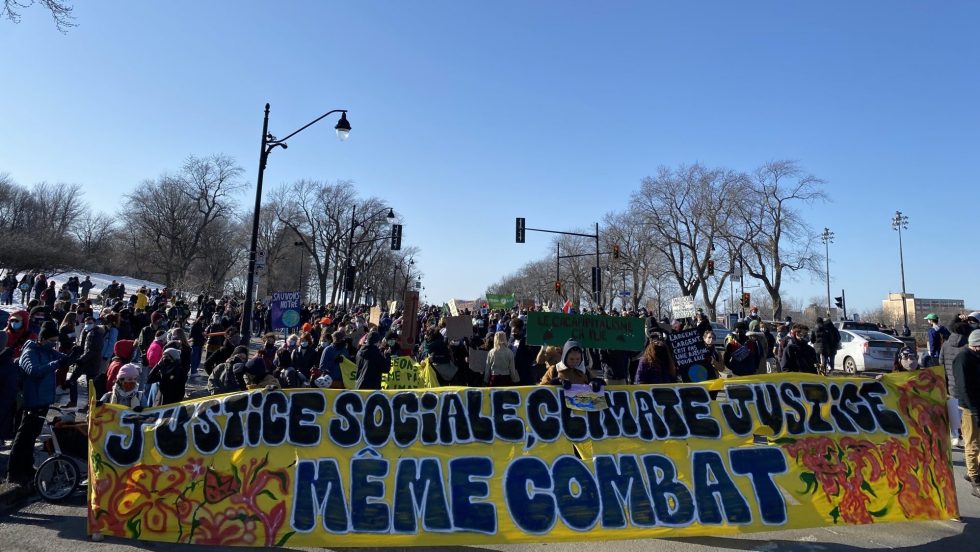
[892,211,910,331]
[821,227,834,318]
[241,103,351,343]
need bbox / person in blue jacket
[5,326,80,485]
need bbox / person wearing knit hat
[951,329,980,498]
[354,331,389,390]
[99,363,142,408]
[147,342,187,406]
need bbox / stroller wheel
[35,456,80,503]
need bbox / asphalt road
[0,447,977,552]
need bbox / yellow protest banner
[87,368,958,547]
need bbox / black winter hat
[39,326,59,340]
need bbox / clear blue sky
[2,1,977,313]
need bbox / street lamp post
[241,103,351,343]
[294,240,305,303]
[892,211,910,331]
[821,227,835,318]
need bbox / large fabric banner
[87,368,957,547]
[526,311,646,350]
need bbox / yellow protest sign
[339,356,359,388]
[382,356,438,389]
[87,368,958,547]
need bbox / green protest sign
[486,293,516,309]
[526,311,646,351]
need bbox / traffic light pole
[517,218,603,306]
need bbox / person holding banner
[724,322,763,377]
[540,339,600,388]
[319,331,348,389]
[780,324,819,374]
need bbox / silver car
[834,330,904,373]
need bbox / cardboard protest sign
[444,315,473,341]
[486,293,515,310]
[88,369,957,547]
[526,311,645,350]
[270,291,301,330]
[467,348,488,374]
[399,290,420,351]
[388,300,398,313]
[447,300,460,317]
[369,306,382,327]
[670,295,696,319]
[667,328,712,382]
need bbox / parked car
[710,322,731,352]
[836,321,916,352]
[834,330,905,373]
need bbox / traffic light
[741,292,750,309]
[834,296,844,309]
[555,281,562,293]
[612,244,620,259]
[390,224,402,251]
[516,217,526,243]
[707,259,715,276]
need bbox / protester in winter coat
[189,317,205,372]
[633,335,677,384]
[105,339,137,390]
[237,356,280,390]
[925,313,951,359]
[355,331,389,390]
[208,346,249,395]
[58,312,78,353]
[147,346,187,405]
[169,327,193,375]
[485,331,518,386]
[146,330,167,369]
[291,332,319,378]
[6,330,80,485]
[952,330,980,498]
[0,334,16,441]
[780,324,819,374]
[5,310,35,359]
[510,318,537,385]
[724,322,762,377]
[137,311,168,364]
[421,328,457,384]
[101,312,119,366]
[99,363,142,409]
[541,339,602,388]
[64,315,107,407]
[599,348,632,385]
[319,331,347,389]
[203,327,240,375]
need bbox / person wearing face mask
[6,326,80,485]
[261,332,278,371]
[99,363,143,408]
[290,332,318,380]
[146,330,167,369]
[63,315,106,408]
[5,310,36,360]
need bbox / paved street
[1,446,976,551]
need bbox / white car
[710,322,731,352]
[834,330,905,373]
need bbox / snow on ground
[1,270,165,315]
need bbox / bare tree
[72,211,115,271]
[2,0,76,32]
[734,160,827,320]
[122,154,244,288]
[630,164,744,318]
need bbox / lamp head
[335,112,351,141]
[386,208,395,220]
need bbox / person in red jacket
[105,339,137,390]
[4,310,36,359]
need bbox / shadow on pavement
[671,517,978,552]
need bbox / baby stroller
[34,406,88,503]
